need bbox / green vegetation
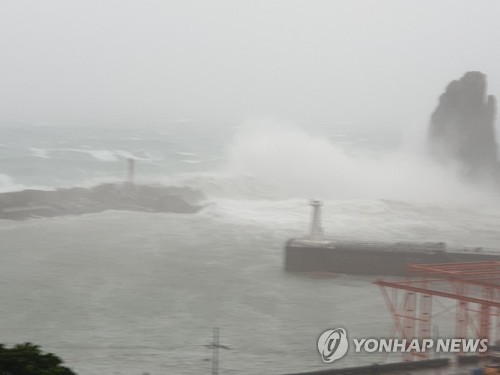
[0,343,76,375]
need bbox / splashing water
[226,120,500,203]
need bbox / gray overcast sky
[0,0,499,127]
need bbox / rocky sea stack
[428,71,499,183]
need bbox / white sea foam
[85,149,120,161]
[29,148,52,159]
[182,159,203,164]
[176,151,198,157]
[43,148,159,162]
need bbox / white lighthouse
[309,199,324,240]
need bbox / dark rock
[0,183,204,220]
[428,71,499,181]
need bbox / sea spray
[226,120,499,202]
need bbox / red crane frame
[374,261,500,361]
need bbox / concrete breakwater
[0,183,204,220]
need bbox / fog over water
[1,1,500,375]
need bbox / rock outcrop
[428,71,499,181]
[0,183,204,220]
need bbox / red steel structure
[374,261,500,360]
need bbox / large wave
[223,120,500,203]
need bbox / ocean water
[0,121,499,374]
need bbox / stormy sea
[1,121,499,375]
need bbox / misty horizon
[1,0,500,128]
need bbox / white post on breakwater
[309,199,324,240]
